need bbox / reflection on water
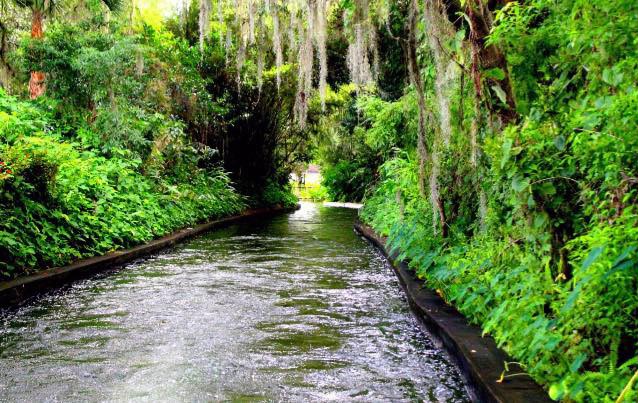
[0,202,470,402]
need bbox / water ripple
[0,202,470,402]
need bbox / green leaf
[619,356,638,370]
[582,246,605,271]
[603,246,637,279]
[500,138,513,169]
[570,353,587,373]
[538,182,556,196]
[602,67,624,87]
[563,272,594,313]
[512,175,530,193]
[533,214,547,229]
[553,135,566,151]
[549,383,564,400]
[491,84,508,105]
[484,68,506,81]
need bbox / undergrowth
[361,149,638,401]
[0,89,245,279]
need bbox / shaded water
[0,202,470,402]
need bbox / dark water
[0,202,470,402]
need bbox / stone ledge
[354,221,552,403]
[0,205,298,307]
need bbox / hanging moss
[271,0,283,89]
[316,0,328,110]
[205,0,384,126]
[199,0,212,52]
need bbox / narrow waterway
[0,203,470,402]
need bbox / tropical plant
[8,0,121,98]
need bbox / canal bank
[0,202,470,401]
[0,205,298,307]
[354,221,552,403]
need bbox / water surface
[0,202,470,402]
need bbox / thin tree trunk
[29,9,46,99]
[466,0,516,126]
[406,0,428,196]
[471,90,488,231]
[129,0,137,34]
[0,20,12,90]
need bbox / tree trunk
[0,21,12,90]
[406,0,429,197]
[29,9,46,100]
[466,0,517,126]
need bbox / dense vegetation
[310,0,638,401]
[0,88,245,277]
[349,1,638,401]
[1,0,637,400]
[0,1,301,278]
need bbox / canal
[0,203,470,402]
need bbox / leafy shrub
[295,183,329,202]
[260,181,298,209]
[357,0,638,400]
[2,143,59,203]
[362,152,638,401]
[322,160,374,202]
[0,88,245,279]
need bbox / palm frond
[10,0,55,12]
[101,0,122,11]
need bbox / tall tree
[13,0,121,99]
[465,0,517,125]
[0,20,11,89]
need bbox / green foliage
[1,0,636,400]
[294,182,329,202]
[363,153,638,401]
[357,0,638,400]
[15,24,222,160]
[0,89,245,279]
[310,85,384,202]
[10,0,120,13]
[322,160,374,202]
[0,88,50,143]
[260,181,298,209]
[357,93,417,156]
[0,6,315,281]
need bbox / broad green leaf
[533,214,547,229]
[491,84,508,105]
[549,383,564,400]
[582,246,605,271]
[512,175,530,193]
[570,353,587,373]
[538,182,556,196]
[500,138,513,169]
[553,135,566,151]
